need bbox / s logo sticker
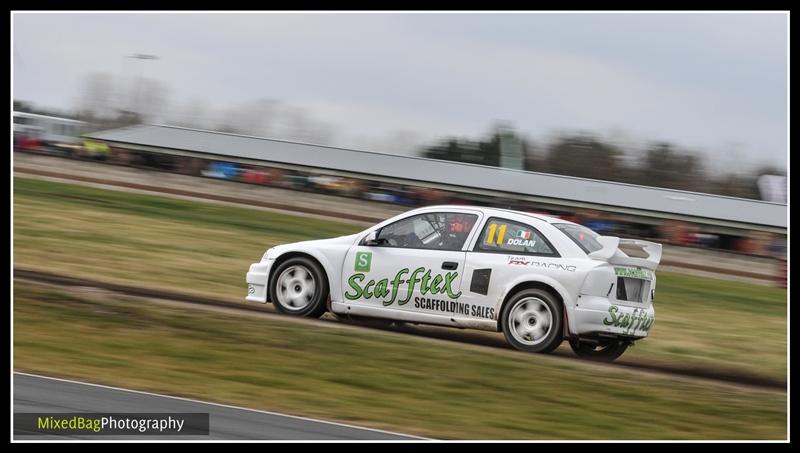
[355,251,372,272]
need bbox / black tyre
[569,338,629,362]
[269,257,328,318]
[500,288,563,353]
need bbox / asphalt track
[13,373,426,440]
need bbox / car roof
[409,205,579,227]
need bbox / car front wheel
[270,257,328,318]
[500,289,563,353]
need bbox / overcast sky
[13,12,788,171]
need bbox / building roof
[13,111,87,124]
[85,124,787,232]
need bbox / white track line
[13,372,431,441]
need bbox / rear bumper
[572,296,655,339]
[246,260,273,303]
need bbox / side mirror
[363,231,380,246]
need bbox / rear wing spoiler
[588,237,663,271]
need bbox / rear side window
[475,217,558,256]
[553,223,603,254]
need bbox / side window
[475,217,558,256]
[375,212,478,251]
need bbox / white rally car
[246,205,661,361]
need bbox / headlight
[262,248,276,261]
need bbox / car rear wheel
[569,338,629,362]
[270,257,328,318]
[500,289,563,353]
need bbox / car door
[460,216,562,322]
[341,210,482,319]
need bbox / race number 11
[485,223,507,246]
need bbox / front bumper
[246,260,273,303]
[572,296,655,339]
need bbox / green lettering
[443,272,461,299]
[420,270,433,295]
[345,274,365,300]
[374,278,389,299]
[430,274,443,294]
[630,310,642,333]
[363,280,375,299]
[386,268,408,306]
[603,306,619,326]
[400,267,425,305]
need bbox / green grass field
[13,176,787,382]
[13,282,786,440]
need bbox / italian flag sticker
[516,230,531,240]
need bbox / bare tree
[76,72,115,120]
[380,130,425,155]
[169,98,210,129]
[133,77,171,123]
[212,106,243,134]
[637,142,708,191]
[544,133,625,182]
[238,99,280,137]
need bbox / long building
[14,111,87,147]
[84,124,787,238]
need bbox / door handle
[442,261,458,270]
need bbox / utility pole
[125,53,159,120]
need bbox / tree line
[420,128,785,201]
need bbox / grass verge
[14,282,786,440]
[13,176,787,381]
